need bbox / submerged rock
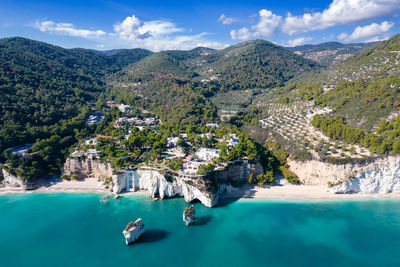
[183,205,196,226]
[123,218,145,245]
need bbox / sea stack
[183,205,196,226]
[123,218,145,245]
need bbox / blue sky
[0,0,399,51]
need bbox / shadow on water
[136,229,169,244]
[191,215,212,226]
[216,186,257,208]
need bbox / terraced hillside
[257,101,371,160]
[287,41,377,66]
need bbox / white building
[196,148,220,161]
[206,123,219,128]
[118,104,131,113]
[86,115,105,126]
[84,138,98,146]
[197,133,214,139]
[227,134,240,147]
[166,137,180,148]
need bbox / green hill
[287,41,378,66]
[0,37,150,159]
[207,40,318,90]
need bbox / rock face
[113,169,218,207]
[63,157,115,180]
[123,218,145,245]
[63,158,261,207]
[1,169,36,189]
[183,205,196,226]
[288,156,400,194]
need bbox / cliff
[1,168,36,190]
[112,169,218,207]
[288,156,400,194]
[62,158,261,207]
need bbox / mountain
[287,41,378,66]
[311,34,400,129]
[204,40,319,90]
[0,37,150,157]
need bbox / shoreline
[0,178,400,201]
[2,177,400,202]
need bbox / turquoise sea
[1,194,400,267]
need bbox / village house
[196,148,220,161]
[86,114,105,126]
[227,133,240,147]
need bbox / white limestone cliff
[123,218,145,245]
[112,169,218,207]
[288,156,400,194]
[1,169,36,189]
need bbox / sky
[0,0,399,51]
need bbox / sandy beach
[221,180,400,201]
[2,178,400,201]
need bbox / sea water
[1,193,400,267]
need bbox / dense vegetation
[312,115,400,155]
[0,37,150,161]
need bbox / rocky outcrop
[113,169,218,207]
[288,156,400,194]
[63,158,114,180]
[62,158,261,207]
[123,218,145,245]
[183,205,196,226]
[1,169,36,189]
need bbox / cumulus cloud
[34,14,226,51]
[35,21,106,39]
[230,27,253,40]
[286,37,313,47]
[282,0,400,35]
[230,9,282,40]
[218,14,238,25]
[112,14,226,51]
[251,9,282,37]
[339,21,394,42]
[113,14,183,40]
[229,0,399,40]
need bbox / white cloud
[282,0,400,35]
[337,32,348,40]
[35,21,106,39]
[230,27,253,40]
[230,0,400,40]
[113,15,184,40]
[251,9,282,38]
[286,37,313,47]
[34,14,227,51]
[112,14,226,51]
[218,14,238,25]
[342,21,394,41]
[230,9,282,40]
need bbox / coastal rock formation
[288,156,400,194]
[113,169,218,207]
[63,157,115,180]
[183,205,196,226]
[123,218,145,245]
[62,158,262,207]
[1,169,36,189]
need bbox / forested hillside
[287,41,377,66]
[207,40,318,90]
[0,37,150,156]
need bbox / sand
[2,178,400,201]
